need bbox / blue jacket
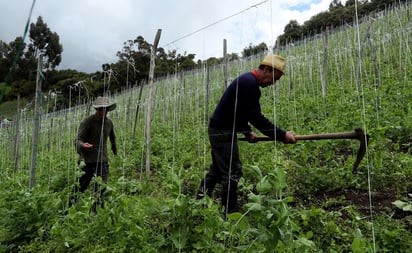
[209,72,286,141]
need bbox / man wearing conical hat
[197,54,296,215]
[71,96,118,213]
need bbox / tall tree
[242,42,268,57]
[0,37,29,82]
[0,40,12,82]
[329,0,343,10]
[283,20,302,42]
[28,16,63,70]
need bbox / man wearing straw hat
[71,96,118,213]
[197,54,296,215]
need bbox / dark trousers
[71,162,109,212]
[198,127,242,214]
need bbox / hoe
[240,128,369,173]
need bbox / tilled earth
[294,187,412,229]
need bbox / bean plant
[0,2,411,252]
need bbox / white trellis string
[354,0,376,252]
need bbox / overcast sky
[0,0,347,73]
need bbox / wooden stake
[13,94,21,173]
[321,27,329,97]
[223,39,228,88]
[145,29,162,176]
[30,55,43,189]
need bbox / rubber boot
[221,181,238,215]
[197,178,217,199]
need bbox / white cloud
[0,0,347,73]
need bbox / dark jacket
[209,72,286,141]
[75,114,117,163]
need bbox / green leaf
[393,200,412,211]
[256,176,272,193]
[227,212,242,220]
[247,203,263,212]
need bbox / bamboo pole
[223,39,228,88]
[205,65,210,122]
[13,94,21,173]
[29,55,43,189]
[145,29,162,176]
[321,27,329,97]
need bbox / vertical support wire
[354,1,376,251]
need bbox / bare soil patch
[294,187,412,222]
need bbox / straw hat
[259,54,286,74]
[92,96,116,111]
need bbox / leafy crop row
[0,2,411,252]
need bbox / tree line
[277,0,410,45]
[0,0,408,116]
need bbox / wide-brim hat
[259,54,286,74]
[92,96,116,111]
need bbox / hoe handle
[240,128,364,142]
[295,129,363,141]
[239,128,368,173]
